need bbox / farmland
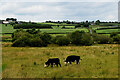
[1,22,119,78]
[0,24,88,34]
[2,44,118,78]
[96,29,119,34]
[1,22,120,45]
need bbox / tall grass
[2,44,118,78]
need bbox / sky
[0,0,119,22]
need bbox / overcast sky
[0,1,118,22]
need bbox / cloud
[1,0,119,2]
[0,2,118,22]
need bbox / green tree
[68,31,93,46]
[56,36,70,46]
[110,32,118,38]
[95,20,100,25]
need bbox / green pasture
[0,24,86,34]
[64,26,75,29]
[1,24,120,38]
[1,24,16,33]
[96,29,119,34]
[38,22,73,26]
[38,22,60,25]
[2,44,118,78]
[51,26,75,29]
[40,29,88,33]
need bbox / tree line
[13,23,52,29]
[12,28,120,47]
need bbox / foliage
[80,33,93,46]
[92,33,111,44]
[38,32,52,46]
[14,23,52,29]
[12,34,32,47]
[68,31,93,46]
[55,36,70,46]
[12,29,52,47]
[110,32,118,38]
[26,28,40,34]
[75,24,81,28]
[112,35,120,43]
[29,36,43,47]
[95,20,100,25]
[99,23,116,26]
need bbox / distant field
[51,26,75,29]
[38,22,74,26]
[1,24,16,33]
[40,29,88,33]
[96,29,119,34]
[2,44,118,78]
[1,24,120,38]
[0,24,87,34]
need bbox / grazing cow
[64,55,81,65]
[44,58,61,67]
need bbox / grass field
[0,24,87,34]
[96,29,119,34]
[1,24,120,34]
[0,24,16,34]
[2,44,118,78]
[40,29,88,33]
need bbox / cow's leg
[56,63,58,67]
[76,60,80,64]
[47,64,50,67]
[69,62,72,66]
[59,63,61,67]
[51,63,53,67]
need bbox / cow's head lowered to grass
[44,58,61,67]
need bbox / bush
[110,32,118,38]
[26,28,40,34]
[12,35,31,47]
[12,29,52,47]
[92,34,111,44]
[112,35,120,43]
[14,23,52,29]
[55,36,70,46]
[51,35,63,44]
[68,31,84,45]
[51,35,70,46]
[80,33,93,46]
[68,31,93,46]
[29,37,43,47]
[12,28,31,42]
[38,33,52,46]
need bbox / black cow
[64,55,81,65]
[44,58,61,67]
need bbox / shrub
[38,33,52,46]
[26,28,40,34]
[12,29,52,47]
[12,29,31,42]
[29,37,43,47]
[112,35,120,43]
[68,31,84,45]
[92,34,111,44]
[68,31,93,46]
[56,36,70,46]
[12,35,31,47]
[51,35,63,44]
[80,33,93,46]
[13,23,52,29]
[110,32,118,38]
